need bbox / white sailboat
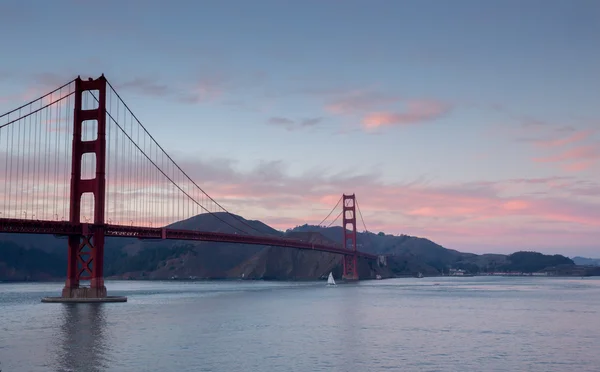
[327,272,336,286]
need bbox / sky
[1,0,600,256]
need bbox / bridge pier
[342,253,359,281]
[61,286,107,299]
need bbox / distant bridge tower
[342,194,358,280]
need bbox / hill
[286,225,578,275]
[0,214,581,281]
[572,256,600,266]
[0,214,386,281]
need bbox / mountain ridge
[0,212,583,281]
[572,256,600,266]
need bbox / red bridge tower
[61,76,109,299]
[342,194,359,280]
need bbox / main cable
[316,195,342,227]
[326,210,343,228]
[0,91,75,130]
[89,92,254,236]
[0,79,75,119]
[355,198,374,251]
[104,78,278,237]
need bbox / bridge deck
[0,218,377,259]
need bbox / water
[1,277,600,372]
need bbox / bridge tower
[61,76,108,299]
[342,194,359,280]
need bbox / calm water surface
[1,277,599,371]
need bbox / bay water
[1,276,599,371]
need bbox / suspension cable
[355,198,374,250]
[326,210,343,228]
[0,91,75,130]
[88,92,253,236]
[0,79,75,119]
[355,198,369,233]
[316,195,342,227]
[103,79,279,236]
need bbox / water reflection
[55,304,109,372]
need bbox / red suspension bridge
[0,75,378,301]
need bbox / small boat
[327,272,336,286]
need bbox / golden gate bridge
[0,75,378,302]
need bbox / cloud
[267,116,323,131]
[555,125,577,134]
[533,129,594,148]
[0,74,74,108]
[520,118,548,129]
[175,69,267,105]
[535,145,600,163]
[325,90,400,115]
[563,161,594,172]
[2,149,600,252]
[319,88,451,132]
[114,77,170,97]
[32,72,75,88]
[534,144,600,171]
[301,118,322,127]
[83,74,222,103]
[0,72,128,117]
[3,71,226,107]
[507,176,573,185]
[1,80,74,134]
[268,117,294,126]
[495,113,600,173]
[0,90,33,105]
[174,161,600,253]
[161,156,600,227]
[177,76,225,104]
[361,100,451,129]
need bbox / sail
[327,272,336,285]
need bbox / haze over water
[1,277,599,371]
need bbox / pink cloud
[158,159,600,236]
[534,145,600,164]
[534,129,594,148]
[1,78,75,127]
[563,161,595,172]
[175,72,235,104]
[322,89,451,131]
[500,115,599,173]
[43,86,74,110]
[193,166,600,252]
[502,200,530,210]
[2,146,600,253]
[1,87,53,107]
[362,100,451,129]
